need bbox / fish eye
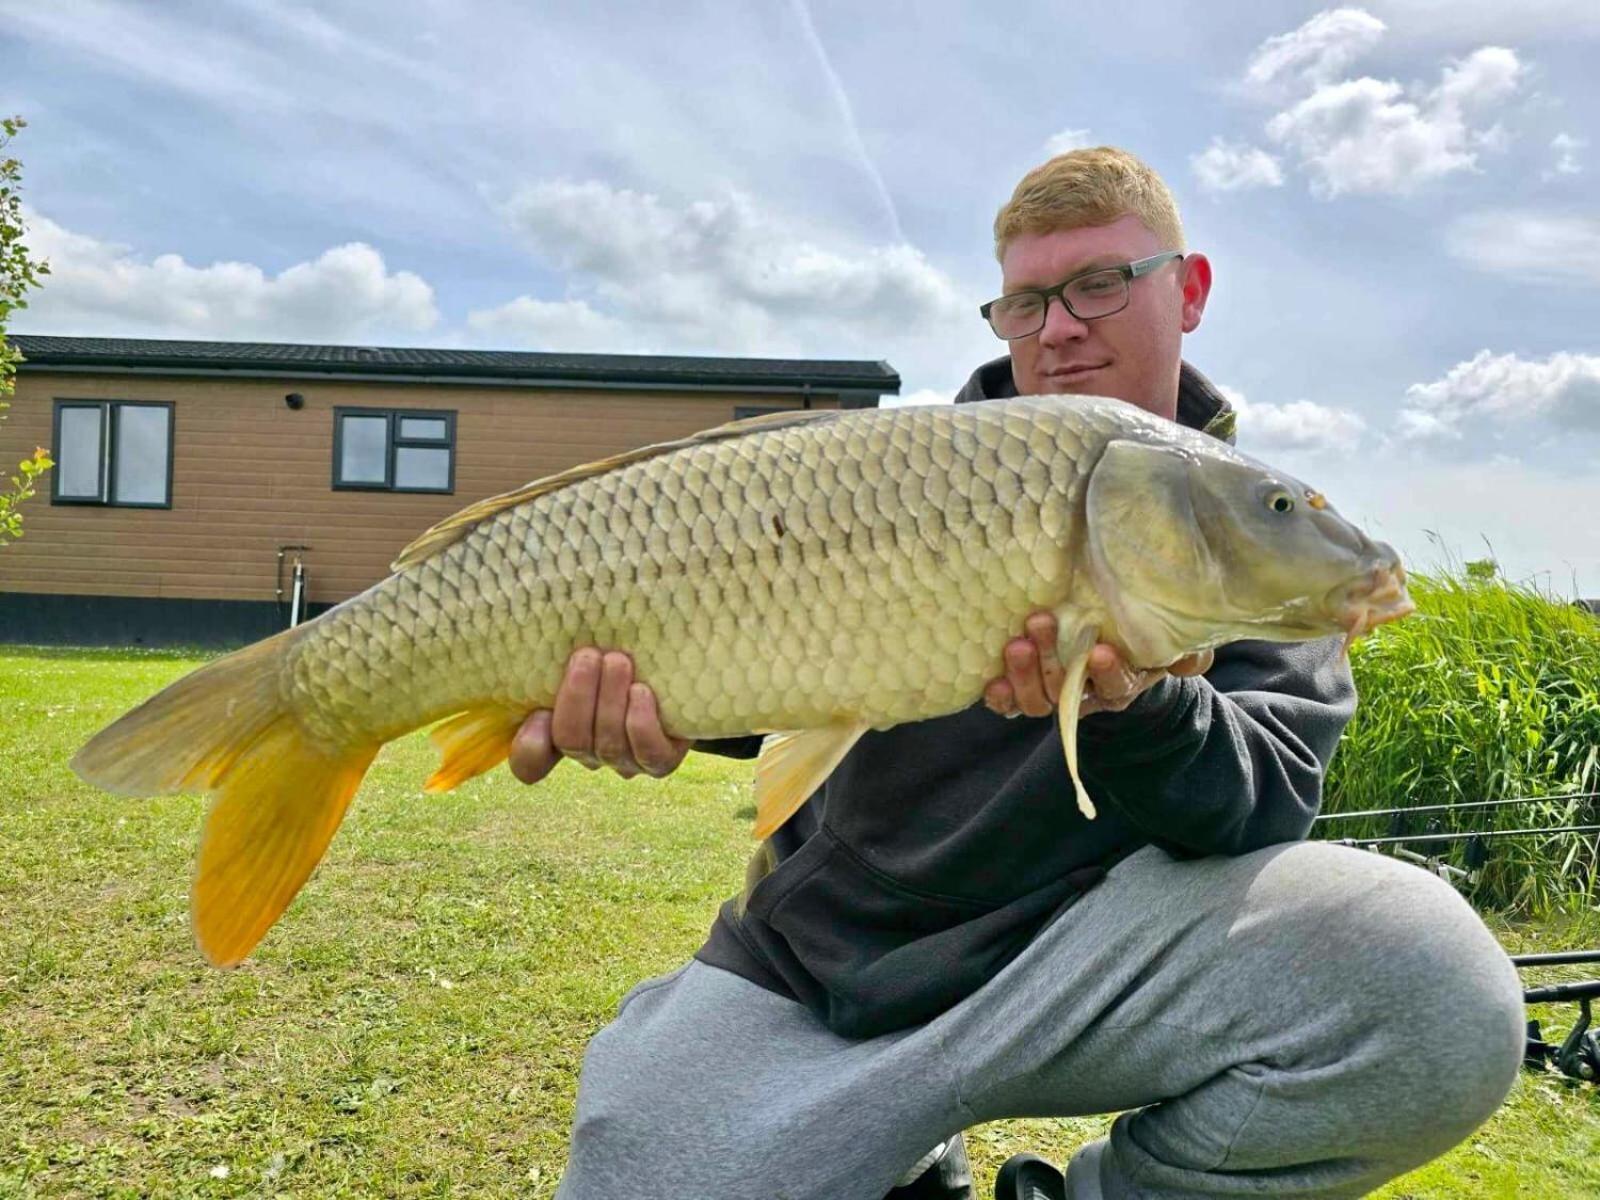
[1265,489,1295,515]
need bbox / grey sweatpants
[556,842,1525,1199]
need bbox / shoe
[886,1133,974,1199]
[994,1152,1065,1200]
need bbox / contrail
[788,0,907,245]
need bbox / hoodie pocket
[745,825,1099,1038]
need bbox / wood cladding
[0,373,835,605]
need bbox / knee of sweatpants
[563,1018,687,1174]
[1271,844,1525,1143]
[567,1015,779,1182]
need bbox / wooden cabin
[0,335,898,646]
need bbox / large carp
[73,396,1412,966]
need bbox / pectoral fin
[1055,624,1100,820]
[752,722,868,839]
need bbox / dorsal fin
[390,406,847,571]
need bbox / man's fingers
[550,647,602,768]
[1024,612,1065,705]
[535,646,691,780]
[1004,637,1053,718]
[1087,644,1121,675]
[592,652,641,777]
[984,678,1017,717]
[1083,643,1153,711]
[625,684,691,777]
[509,710,560,785]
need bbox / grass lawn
[2,646,1598,1198]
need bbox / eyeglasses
[979,251,1184,340]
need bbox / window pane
[398,417,448,441]
[340,415,389,484]
[57,406,105,499]
[395,446,451,490]
[113,405,171,504]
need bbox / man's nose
[1038,295,1088,346]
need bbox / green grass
[1329,573,1600,912]
[2,643,1598,1198]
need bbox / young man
[522,148,1525,1200]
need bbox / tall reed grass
[1324,571,1600,913]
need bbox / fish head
[1084,437,1414,665]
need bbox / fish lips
[1327,559,1416,653]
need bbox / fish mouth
[1334,561,1416,654]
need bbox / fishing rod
[1508,942,1600,1085]
[1314,791,1600,880]
[1511,950,1600,967]
[1520,983,1599,1083]
[1314,791,1600,823]
[1329,825,1600,848]
[1315,797,1600,864]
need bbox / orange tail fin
[71,630,378,967]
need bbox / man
[524,148,1525,1199]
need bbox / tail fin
[71,630,378,967]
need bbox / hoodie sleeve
[1075,636,1354,855]
[692,735,765,760]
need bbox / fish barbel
[72,397,1413,966]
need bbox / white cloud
[1444,211,1600,285]
[1432,45,1522,109]
[1549,132,1584,177]
[1043,128,1095,158]
[1264,45,1522,197]
[464,296,631,353]
[1190,138,1285,193]
[1400,349,1600,438]
[491,180,968,356]
[15,210,439,341]
[1245,7,1387,92]
[1220,385,1366,455]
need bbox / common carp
[72,397,1413,966]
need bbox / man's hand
[509,648,691,784]
[982,612,1213,719]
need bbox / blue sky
[6,1,1599,592]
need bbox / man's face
[998,214,1211,421]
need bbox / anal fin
[752,722,868,839]
[425,705,526,793]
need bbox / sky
[4,1,1598,594]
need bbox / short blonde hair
[993,146,1185,262]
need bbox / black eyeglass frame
[978,251,1186,340]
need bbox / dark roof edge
[16,362,894,396]
[9,335,901,393]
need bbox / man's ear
[1179,252,1212,333]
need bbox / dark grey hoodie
[693,359,1355,1038]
